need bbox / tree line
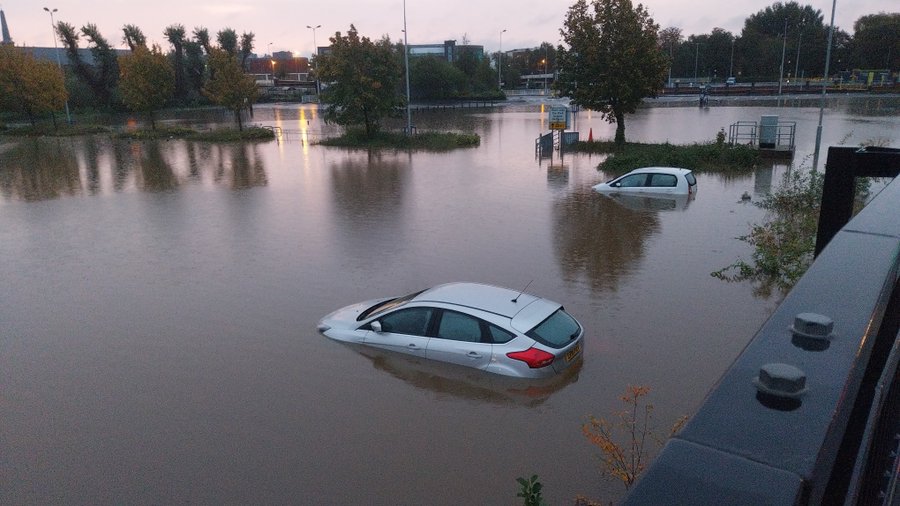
[0,22,259,130]
[499,3,897,87]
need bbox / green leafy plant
[516,474,548,506]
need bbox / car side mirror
[370,321,383,333]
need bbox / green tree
[203,48,258,131]
[410,56,466,99]
[119,45,175,129]
[557,0,667,145]
[851,13,900,70]
[316,25,402,138]
[56,21,120,108]
[164,24,188,102]
[738,2,826,80]
[122,24,147,51]
[0,45,68,127]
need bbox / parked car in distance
[592,167,697,195]
[726,76,736,85]
[317,282,584,378]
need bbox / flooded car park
[1,98,897,504]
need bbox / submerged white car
[317,282,584,378]
[593,167,697,195]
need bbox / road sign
[549,106,569,131]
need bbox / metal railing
[624,147,900,505]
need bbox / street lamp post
[306,24,321,94]
[693,43,700,82]
[268,42,275,79]
[778,19,787,99]
[43,7,71,124]
[401,2,411,135]
[498,29,506,90]
[812,0,838,172]
[794,28,803,82]
[729,38,735,78]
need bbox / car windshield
[526,308,581,348]
[357,289,425,321]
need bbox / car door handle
[408,343,420,349]
[467,352,482,358]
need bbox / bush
[319,129,480,150]
[569,140,760,174]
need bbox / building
[408,40,484,62]
[2,8,13,45]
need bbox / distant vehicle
[726,77,736,85]
[317,282,584,378]
[592,167,697,195]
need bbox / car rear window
[526,308,581,348]
[685,172,697,186]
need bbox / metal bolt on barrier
[790,313,834,341]
[754,363,808,399]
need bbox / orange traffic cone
[588,128,593,142]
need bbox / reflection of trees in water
[0,138,82,201]
[0,138,270,202]
[845,96,900,117]
[553,188,661,292]
[133,141,179,192]
[226,144,268,190]
[329,151,410,246]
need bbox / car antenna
[511,280,533,303]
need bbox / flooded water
[1,97,897,504]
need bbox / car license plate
[565,341,582,362]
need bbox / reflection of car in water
[593,167,697,196]
[596,192,694,212]
[342,341,582,407]
[318,282,585,378]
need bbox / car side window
[487,324,515,344]
[379,308,433,336]
[649,174,677,187]
[436,311,483,342]
[617,174,647,187]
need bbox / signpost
[548,106,569,131]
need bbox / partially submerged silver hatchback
[317,282,584,378]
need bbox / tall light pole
[402,2,411,135]
[794,27,803,81]
[498,29,506,89]
[693,43,700,82]
[812,0,838,172]
[777,19,787,99]
[43,7,71,124]
[729,38,735,78]
[306,24,321,95]
[268,42,275,78]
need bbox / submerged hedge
[319,129,480,151]
[570,140,761,173]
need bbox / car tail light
[507,347,555,369]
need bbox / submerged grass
[570,140,761,174]
[1,123,112,137]
[116,126,276,142]
[319,129,480,151]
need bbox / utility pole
[43,7,71,124]
[306,25,321,95]
[778,19,787,100]
[402,1,411,135]
[498,29,506,89]
[812,0,838,172]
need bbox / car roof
[624,167,692,176]
[415,282,553,320]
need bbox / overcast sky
[1,0,887,56]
